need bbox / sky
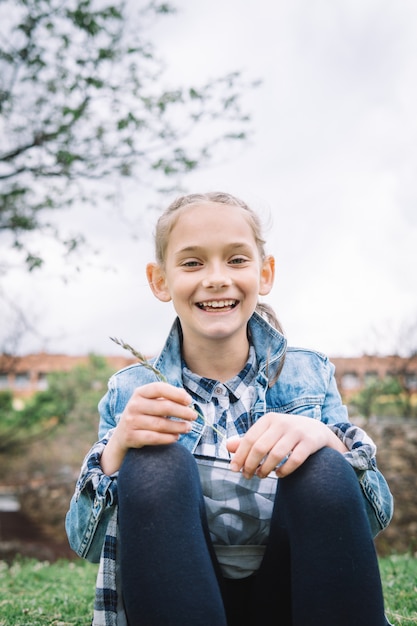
[2,0,417,359]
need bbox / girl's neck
[182,336,250,383]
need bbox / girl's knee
[119,444,204,523]
[119,443,198,495]
[298,447,355,482]
[281,447,361,511]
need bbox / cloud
[2,0,417,357]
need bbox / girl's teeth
[201,300,235,308]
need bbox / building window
[0,373,9,389]
[14,372,31,389]
[364,371,379,385]
[37,373,48,390]
[405,373,417,390]
[341,373,360,390]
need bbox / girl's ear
[146,263,172,302]
[259,255,275,296]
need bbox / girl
[66,192,394,626]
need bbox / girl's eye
[182,260,201,267]
[229,257,248,265]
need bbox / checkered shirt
[182,347,280,578]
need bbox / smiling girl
[66,192,393,626]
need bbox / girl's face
[147,201,275,348]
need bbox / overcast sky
[2,0,417,358]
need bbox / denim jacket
[66,312,394,563]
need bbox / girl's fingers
[257,446,307,478]
[228,434,270,476]
[118,411,193,449]
[116,382,197,450]
[244,434,297,478]
[226,435,241,454]
[127,382,196,423]
[228,417,283,474]
[228,413,306,478]
[129,396,196,422]
[138,381,192,406]
[230,412,333,479]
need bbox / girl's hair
[154,191,285,336]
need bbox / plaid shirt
[83,347,377,625]
[183,345,259,456]
[183,347,279,578]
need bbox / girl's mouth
[196,299,238,311]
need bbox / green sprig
[110,337,168,381]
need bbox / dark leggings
[118,444,387,626]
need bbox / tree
[349,375,415,419]
[0,0,256,272]
[360,317,417,417]
[0,353,114,455]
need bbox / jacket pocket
[268,396,324,419]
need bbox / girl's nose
[201,265,232,288]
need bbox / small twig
[110,337,168,381]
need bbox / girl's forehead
[167,202,258,252]
[173,200,250,224]
[172,202,253,236]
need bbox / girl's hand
[101,382,196,474]
[227,412,347,479]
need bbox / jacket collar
[153,311,287,388]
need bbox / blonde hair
[154,191,284,335]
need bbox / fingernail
[229,461,238,472]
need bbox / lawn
[379,554,417,625]
[0,558,97,626]
[0,554,416,625]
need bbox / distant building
[1,352,417,402]
[331,354,417,401]
[0,352,135,399]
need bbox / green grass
[380,554,417,625]
[0,554,416,625]
[0,558,98,626]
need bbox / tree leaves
[0,0,257,272]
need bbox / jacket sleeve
[65,369,140,561]
[327,422,377,472]
[65,429,118,562]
